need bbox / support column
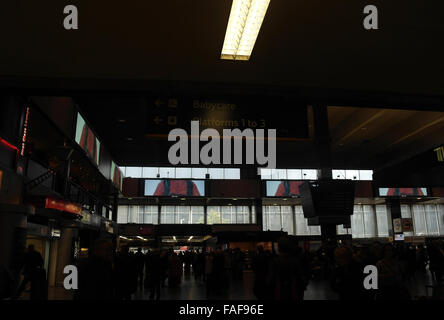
[112,194,118,222]
[54,227,77,287]
[312,105,336,243]
[254,199,263,231]
[386,199,401,239]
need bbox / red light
[0,137,18,152]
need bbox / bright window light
[221,0,271,61]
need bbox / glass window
[192,168,207,179]
[346,170,360,181]
[302,169,317,180]
[129,205,139,223]
[351,205,364,238]
[119,167,126,176]
[425,205,439,236]
[251,206,256,224]
[281,206,294,235]
[401,205,413,236]
[224,168,240,179]
[159,167,175,178]
[266,206,281,231]
[191,206,204,224]
[295,206,310,235]
[438,204,444,236]
[260,168,272,180]
[287,169,302,180]
[117,205,128,223]
[160,206,175,224]
[176,206,191,224]
[236,206,249,224]
[207,206,222,224]
[333,169,346,180]
[412,205,427,236]
[401,205,412,218]
[363,205,376,237]
[376,205,389,237]
[359,170,373,181]
[278,170,287,180]
[337,224,349,235]
[142,205,158,224]
[175,167,192,178]
[222,206,233,223]
[138,205,144,223]
[309,225,321,235]
[142,167,159,178]
[208,168,224,179]
[125,167,142,178]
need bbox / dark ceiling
[1,0,444,96]
[2,1,444,181]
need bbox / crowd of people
[4,238,444,300]
[74,242,249,300]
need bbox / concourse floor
[17,269,434,300]
[132,269,433,300]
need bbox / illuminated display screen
[111,161,123,191]
[378,188,427,197]
[266,180,304,197]
[395,234,405,241]
[75,113,101,166]
[144,179,205,197]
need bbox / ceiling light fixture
[221,0,271,61]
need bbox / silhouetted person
[270,237,305,300]
[14,245,47,300]
[212,247,226,294]
[76,240,114,300]
[331,246,368,300]
[134,248,145,287]
[253,246,273,300]
[148,248,162,300]
[183,251,192,276]
[168,252,182,288]
[376,244,410,300]
[115,246,138,300]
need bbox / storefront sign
[81,211,101,227]
[393,218,402,233]
[45,197,82,215]
[51,229,61,238]
[402,218,414,232]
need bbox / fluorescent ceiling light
[221,0,271,61]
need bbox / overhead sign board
[45,197,82,216]
[146,96,308,140]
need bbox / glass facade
[207,206,251,224]
[117,203,444,238]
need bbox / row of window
[119,167,241,179]
[259,169,373,180]
[117,204,444,238]
[117,205,255,225]
[119,166,373,181]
